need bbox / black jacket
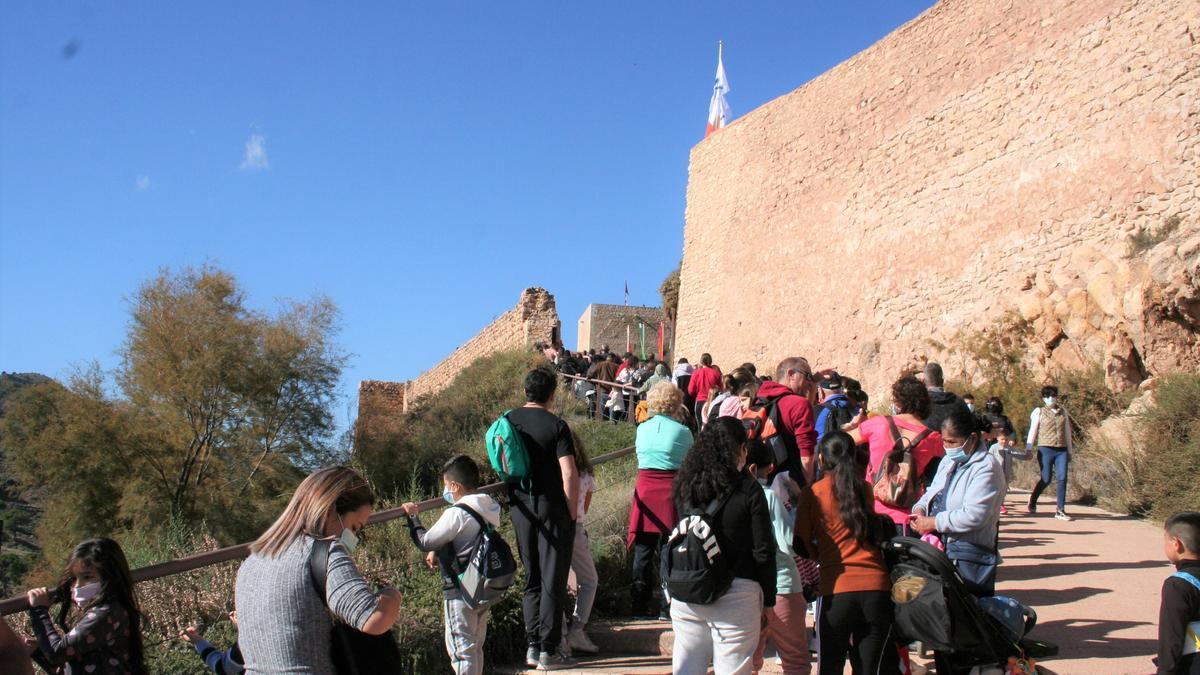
[1157,558,1200,674]
[923,388,971,435]
[678,471,778,607]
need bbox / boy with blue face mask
[401,455,502,675]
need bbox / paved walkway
[987,489,1167,675]
[508,489,1169,674]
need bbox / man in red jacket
[754,357,820,485]
[685,353,723,423]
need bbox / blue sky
[1,1,935,426]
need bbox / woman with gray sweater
[235,467,402,674]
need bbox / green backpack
[486,411,531,484]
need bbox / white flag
[706,45,731,137]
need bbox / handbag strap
[307,537,333,609]
[885,415,932,457]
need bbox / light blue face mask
[442,488,456,505]
[944,445,968,463]
[337,516,359,553]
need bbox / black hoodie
[923,388,971,435]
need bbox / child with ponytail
[795,431,898,675]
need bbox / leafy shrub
[1134,374,1200,520]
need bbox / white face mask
[966,403,975,412]
[1044,397,1057,407]
[891,404,900,415]
[338,516,359,553]
[72,581,101,606]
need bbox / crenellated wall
[675,0,1200,392]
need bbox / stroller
[884,537,1058,674]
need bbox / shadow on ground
[1000,559,1165,582]
[1003,552,1099,561]
[1033,618,1156,662]
[1006,586,1111,607]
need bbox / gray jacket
[913,442,1006,552]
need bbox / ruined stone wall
[356,380,407,446]
[576,304,667,356]
[355,288,560,435]
[406,288,560,402]
[675,0,1200,393]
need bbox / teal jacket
[635,414,693,470]
[761,481,802,595]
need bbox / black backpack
[820,399,856,438]
[661,490,735,605]
[447,504,517,609]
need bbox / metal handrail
[557,371,641,392]
[0,444,637,616]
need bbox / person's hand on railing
[400,503,419,517]
[24,588,52,609]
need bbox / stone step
[587,619,675,658]
[498,653,673,674]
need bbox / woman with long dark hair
[795,431,898,675]
[24,537,148,675]
[669,416,775,675]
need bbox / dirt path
[995,489,1168,675]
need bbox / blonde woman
[234,467,402,674]
[627,381,694,618]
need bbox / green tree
[2,265,347,562]
[659,265,680,363]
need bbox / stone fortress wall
[675,0,1200,392]
[577,304,668,356]
[356,288,560,430]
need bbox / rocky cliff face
[675,0,1200,392]
[1018,227,1200,391]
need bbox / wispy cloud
[239,133,269,171]
[135,175,151,191]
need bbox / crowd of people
[2,353,1198,675]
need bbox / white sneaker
[567,629,600,654]
[1054,511,1073,521]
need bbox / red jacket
[755,380,817,462]
[686,366,722,402]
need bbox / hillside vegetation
[129,349,634,674]
[0,372,51,594]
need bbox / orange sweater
[795,478,891,597]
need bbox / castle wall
[355,288,560,438]
[406,288,560,403]
[675,0,1200,392]
[576,304,667,357]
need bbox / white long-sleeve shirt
[1026,406,1073,451]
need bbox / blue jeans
[1031,446,1070,511]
